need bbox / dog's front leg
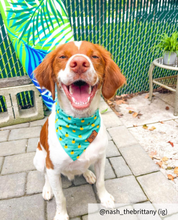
[94,156,115,208]
[47,169,69,220]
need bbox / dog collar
[55,99,101,161]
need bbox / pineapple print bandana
[55,100,101,161]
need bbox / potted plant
[153,31,178,65]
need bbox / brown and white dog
[33,41,126,220]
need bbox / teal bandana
[55,100,101,161]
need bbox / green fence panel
[63,0,178,95]
[0,14,26,79]
[0,13,28,113]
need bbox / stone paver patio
[1,94,178,220]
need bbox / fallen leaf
[159,121,164,124]
[132,112,138,118]
[165,106,169,110]
[149,126,156,131]
[157,87,170,93]
[133,125,138,127]
[121,94,128,98]
[174,167,178,174]
[153,155,160,160]
[167,174,175,181]
[109,104,114,108]
[115,100,127,105]
[144,94,149,99]
[107,100,113,105]
[156,161,163,168]
[168,141,174,147]
[126,107,134,110]
[137,112,143,119]
[129,110,134,114]
[143,124,148,129]
[100,108,108,114]
[161,157,168,162]
[149,151,157,159]
[166,167,173,170]
[114,112,123,117]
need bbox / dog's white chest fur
[48,105,108,178]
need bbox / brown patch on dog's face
[34,41,126,103]
[52,42,80,73]
[81,42,106,90]
[51,42,105,87]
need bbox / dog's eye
[92,55,99,59]
[59,55,67,59]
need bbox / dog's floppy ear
[102,57,126,99]
[97,46,126,100]
[34,50,57,100]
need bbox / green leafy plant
[153,31,178,55]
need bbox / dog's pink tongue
[71,84,90,103]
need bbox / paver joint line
[0,157,5,175]
[135,170,160,178]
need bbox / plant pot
[163,52,177,65]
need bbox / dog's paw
[42,184,53,201]
[53,212,69,220]
[100,192,115,209]
[83,169,96,184]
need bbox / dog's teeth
[88,86,91,94]
[72,97,90,105]
[69,85,73,94]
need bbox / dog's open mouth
[62,80,98,109]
